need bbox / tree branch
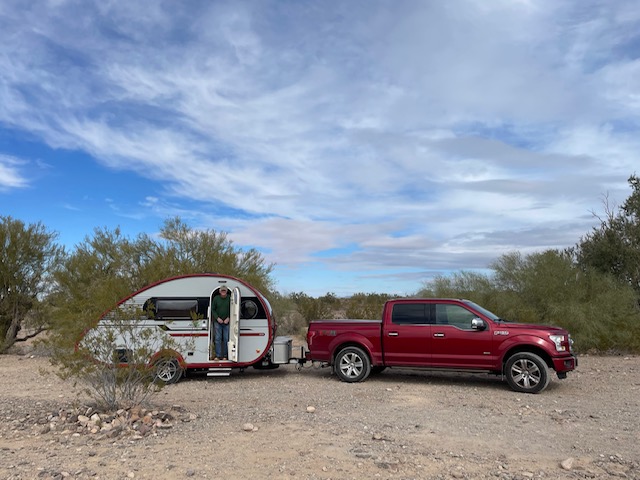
[14,326,48,343]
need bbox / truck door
[227,287,241,362]
[429,302,494,368]
[382,301,431,366]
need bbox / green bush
[345,293,395,319]
[420,250,640,354]
[50,305,188,410]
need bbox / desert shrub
[420,251,640,354]
[50,305,189,410]
[276,309,308,337]
[289,292,334,323]
[345,293,395,319]
[270,292,346,336]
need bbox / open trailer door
[227,287,241,362]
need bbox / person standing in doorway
[212,286,231,360]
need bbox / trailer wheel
[153,357,183,385]
[334,346,371,383]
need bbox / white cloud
[1,0,639,293]
[0,155,28,190]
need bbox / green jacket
[212,294,231,320]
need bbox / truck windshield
[462,300,501,321]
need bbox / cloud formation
[0,0,639,295]
[0,155,28,190]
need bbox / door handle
[388,332,399,336]
[433,333,445,337]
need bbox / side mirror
[471,318,486,330]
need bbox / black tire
[154,357,183,384]
[334,346,371,383]
[370,366,387,375]
[505,352,550,394]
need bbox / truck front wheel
[334,346,371,383]
[505,352,550,394]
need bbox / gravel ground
[1,351,639,480]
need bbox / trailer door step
[206,368,232,377]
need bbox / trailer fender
[148,349,186,368]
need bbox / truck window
[392,303,429,324]
[435,304,477,329]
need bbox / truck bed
[306,319,382,364]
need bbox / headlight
[549,334,567,352]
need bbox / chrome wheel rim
[510,358,541,389]
[156,359,177,382]
[339,352,364,379]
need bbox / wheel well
[332,342,371,364]
[502,346,553,371]
[149,349,185,368]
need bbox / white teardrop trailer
[80,274,300,383]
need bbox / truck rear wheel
[505,352,550,394]
[334,346,371,383]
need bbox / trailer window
[241,300,259,319]
[145,298,199,319]
[114,348,132,363]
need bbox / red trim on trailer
[167,332,265,338]
[149,349,186,368]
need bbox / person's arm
[223,297,230,324]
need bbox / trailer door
[227,287,241,362]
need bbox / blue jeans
[214,322,229,358]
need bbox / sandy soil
[0,351,639,480]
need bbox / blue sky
[1,1,639,297]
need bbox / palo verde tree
[46,216,274,409]
[577,174,640,297]
[491,249,640,352]
[0,216,63,353]
[46,225,167,409]
[49,217,275,344]
[143,217,274,295]
[420,249,640,353]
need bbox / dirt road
[1,353,638,479]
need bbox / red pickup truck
[306,298,577,394]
